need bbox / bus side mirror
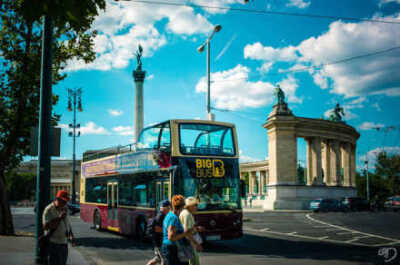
[240,180,246,198]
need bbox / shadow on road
[75,235,152,251]
[204,233,384,264]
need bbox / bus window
[179,123,235,156]
[159,123,171,151]
[86,178,107,204]
[137,127,162,149]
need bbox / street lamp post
[365,160,370,201]
[67,88,82,205]
[197,24,222,121]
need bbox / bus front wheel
[94,211,102,231]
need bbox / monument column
[322,140,331,185]
[341,142,351,187]
[133,45,146,142]
[330,140,341,185]
[311,137,323,185]
[306,138,313,185]
[350,144,356,187]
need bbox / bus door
[107,182,119,232]
[155,178,170,207]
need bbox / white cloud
[244,42,298,62]
[257,62,273,74]
[324,107,358,121]
[244,14,400,99]
[196,64,272,110]
[286,0,310,9]
[358,122,385,131]
[196,64,300,110]
[239,150,260,163]
[359,146,400,168]
[113,126,134,136]
[108,109,123,116]
[146,74,154,81]
[277,75,303,103]
[59,122,110,135]
[65,0,231,72]
[379,0,400,5]
[80,122,110,135]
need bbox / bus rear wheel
[94,211,102,231]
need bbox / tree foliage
[356,151,400,208]
[6,171,36,202]
[0,0,105,235]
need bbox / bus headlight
[209,219,216,227]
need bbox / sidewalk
[0,234,93,265]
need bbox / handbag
[176,238,194,262]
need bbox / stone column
[322,140,331,185]
[250,171,256,194]
[350,144,356,187]
[260,171,265,194]
[311,137,323,185]
[341,142,352,187]
[133,69,146,142]
[330,140,341,186]
[306,138,313,185]
[265,122,298,185]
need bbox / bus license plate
[206,235,221,241]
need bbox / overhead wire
[127,0,400,25]
[211,45,400,83]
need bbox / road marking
[287,232,297,235]
[313,225,329,228]
[336,232,355,235]
[306,214,400,243]
[346,236,370,243]
[260,228,270,231]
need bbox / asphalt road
[10,208,400,265]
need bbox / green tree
[0,0,105,235]
[375,151,400,195]
[6,171,36,202]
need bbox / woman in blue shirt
[162,195,194,265]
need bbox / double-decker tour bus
[80,119,243,241]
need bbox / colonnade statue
[329,103,345,122]
[275,84,286,105]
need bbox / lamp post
[365,160,370,201]
[67,88,82,205]
[197,24,222,121]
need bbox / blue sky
[30,0,400,170]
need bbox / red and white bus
[80,119,243,241]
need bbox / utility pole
[365,160,370,201]
[35,15,53,264]
[67,88,82,205]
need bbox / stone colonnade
[305,137,356,187]
[240,161,269,196]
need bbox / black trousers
[48,243,68,265]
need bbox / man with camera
[42,190,75,265]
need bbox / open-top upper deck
[82,119,239,163]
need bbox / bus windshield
[179,123,235,156]
[184,176,241,210]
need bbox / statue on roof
[135,44,143,71]
[275,84,286,105]
[329,103,345,122]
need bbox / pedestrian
[161,195,195,265]
[147,200,172,265]
[42,190,75,265]
[179,197,204,265]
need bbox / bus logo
[195,159,225,178]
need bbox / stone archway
[259,102,360,210]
